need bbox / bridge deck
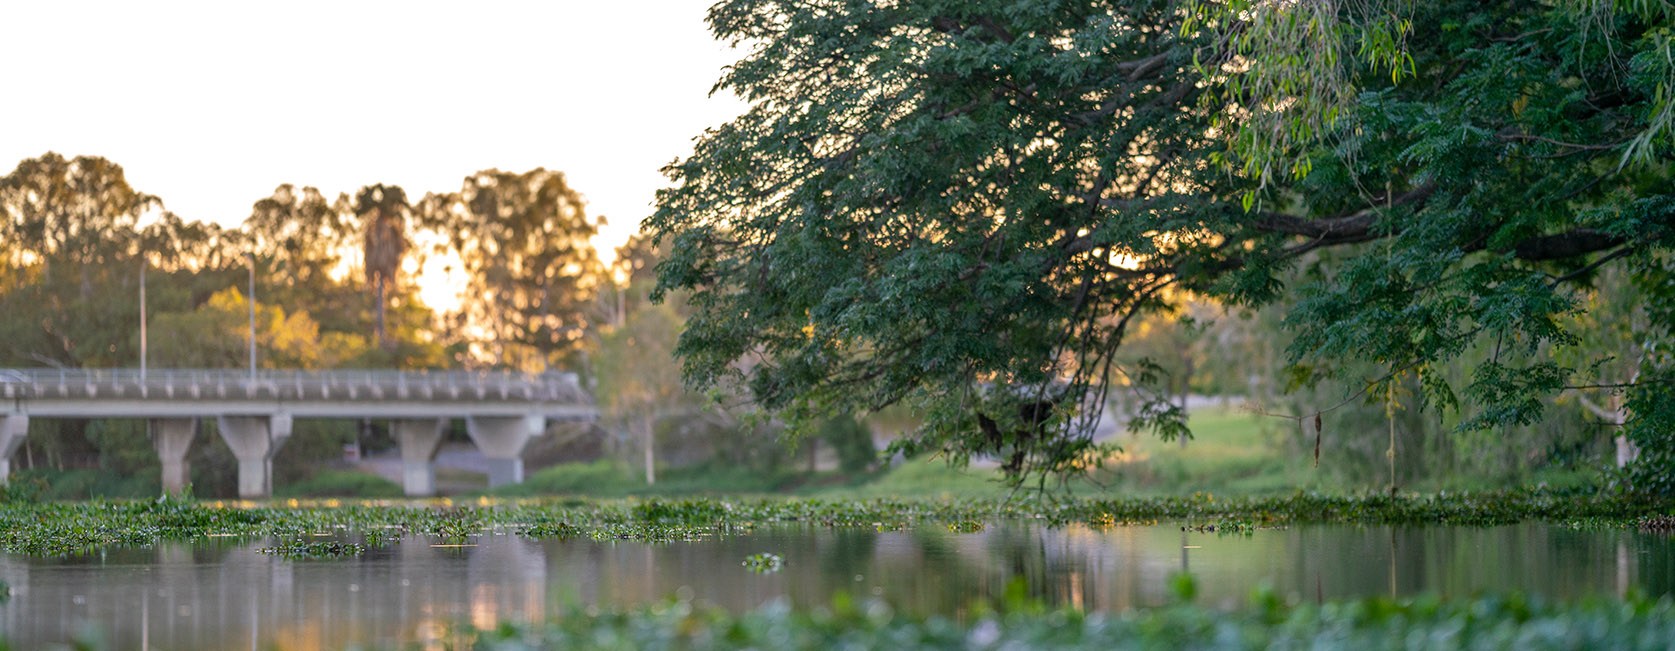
[0,368,595,419]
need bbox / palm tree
[357,184,408,350]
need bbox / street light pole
[139,255,147,381]
[248,252,257,382]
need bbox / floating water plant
[450,590,1675,650]
[586,523,707,543]
[520,522,584,539]
[1638,514,1675,533]
[0,488,1670,558]
[742,552,782,572]
[258,540,366,559]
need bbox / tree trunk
[1179,356,1194,449]
[376,279,390,350]
[1616,436,1640,467]
[1575,391,1639,467]
[641,415,656,485]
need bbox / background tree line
[0,152,612,373]
[1,127,1644,498]
[0,152,747,496]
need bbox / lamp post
[248,251,257,382]
[139,255,147,382]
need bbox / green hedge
[274,471,402,498]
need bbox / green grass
[489,460,805,499]
[9,468,159,501]
[489,407,1602,500]
[1090,407,1316,496]
[6,404,1599,504]
[493,459,639,496]
[1087,407,1613,497]
[810,458,1010,500]
[819,407,1329,500]
[491,409,1302,501]
[275,470,403,498]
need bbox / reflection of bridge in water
[1,522,1662,648]
[0,368,596,497]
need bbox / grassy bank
[490,406,1604,501]
[6,407,1604,501]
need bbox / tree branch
[1253,183,1436,241]
[1570,391,1624,425]
[1254,186,1630,264]
[1513,229,1624,261]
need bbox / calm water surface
[1,522,1670,649]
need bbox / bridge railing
[0,368,590,403]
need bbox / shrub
[275,471,402,498]
[500,460,636,496]
[820,414,877,474]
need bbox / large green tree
[649,1,1675,490]
[0,153,247,368]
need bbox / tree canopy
[0,154,610,374]
[418,168,607,371]
[649,0,1675,491]
[0,153,621,495]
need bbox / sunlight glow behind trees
[0,1,747,272]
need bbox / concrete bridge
[0,368,596,497]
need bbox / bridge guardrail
[0,368,590,404]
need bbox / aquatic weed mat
[442,590,1675,651]
[0,489,1670,556]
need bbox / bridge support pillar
[394,418,447,496]
[0,414,28,484]
[150,418,197,494]
[466,415,544,487]
[218,414,293,498]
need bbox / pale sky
[1,0,746,299]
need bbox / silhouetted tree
[419,168,604,370]
[355,184,410,350]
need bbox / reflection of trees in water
[987,524,1057,604]
[1639,532,1675,597]
[1275,525,1675,602]
[9,523,1673,648]
[926,524,1675,610]
[817,528,876,584]
[875,524,1114,613]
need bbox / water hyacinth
[452,589,1675,650]
[0,489,1669,558]
[742,552,783,572]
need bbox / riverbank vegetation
[3,1,1674,504]
[647,0,1675,496]
[453,587,1675,651]
[7,573,1675,649]
[0,488,1669,558]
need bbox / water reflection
[0,523,1669,649]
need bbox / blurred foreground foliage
[456,588,1675,651]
